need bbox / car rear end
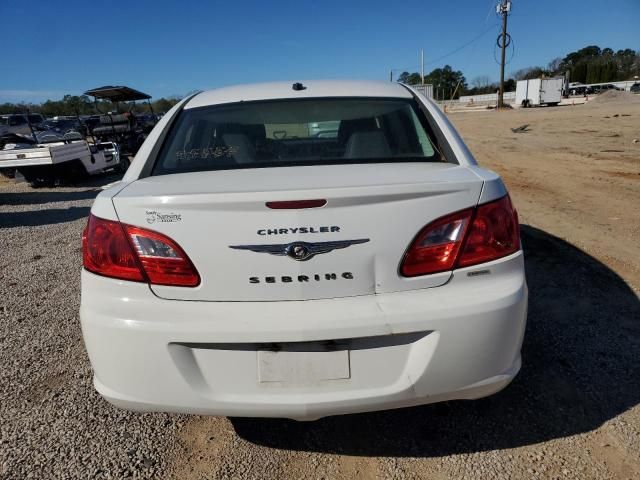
[80,81,527,420]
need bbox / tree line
[1,45,638,112]
[397,45,639,99]
[0,95,180,117]
[514,46,638,84]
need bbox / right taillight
[457,195,519,268]
[82,214,200,287]
[401,195,520,277]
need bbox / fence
[458,92,516,104]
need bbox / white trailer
[0,140,122,186]
[515,78,563,107]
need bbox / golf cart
[0,111,122,187]
[0,131,121,187]
[84,85,157,156]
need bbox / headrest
[337,117,378,144]
[344,131,391,159]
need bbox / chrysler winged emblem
[229,239,370,261]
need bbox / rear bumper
[80,252,527,421]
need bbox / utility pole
[390,70,393,82]
[497,0,511,108]
[421,49,425,85]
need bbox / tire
[64,160,89,184]
[115,155,130,174]
[0,168,16,179]
[20,167,55,188]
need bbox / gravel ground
[1,96,639,480]
[0,176,189,479]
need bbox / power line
[426,23,499,66]
[390,64,421,74]
[390,23,499,74]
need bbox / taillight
[400,195,519,277]
[124,225,200,286]
[82,214,200,287]
[401,209,473,277]
[82,215,145,282]
[457,195,520,268]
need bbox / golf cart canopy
[84,86,152,102]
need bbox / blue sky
[1,0,638,103]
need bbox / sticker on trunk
[145,211,182,224]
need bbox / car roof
[186,80,413,109]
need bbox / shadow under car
[229,225,640,457]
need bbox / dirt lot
[1,92,639,479]
[451,91,640,290]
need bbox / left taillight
[82,215,145,282]
[82,214,200,287]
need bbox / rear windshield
[152,97,443,176]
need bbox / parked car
[136,113,159,132]
[569,86,594,96]
[80,80,527,420]
[39,117,84,140]
[592,84,622,94]
[308,120,340,138]
[629,83,640,94]
[0,113,45,137]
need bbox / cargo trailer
[515,78,563,107]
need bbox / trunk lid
[113,163,483,301]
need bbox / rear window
[152,97,443,176]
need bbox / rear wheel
[115,155,130,174]
[0,168,16,179]
[63,160,89,184]
[19,167,55,188]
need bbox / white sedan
[80,80,527,421]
